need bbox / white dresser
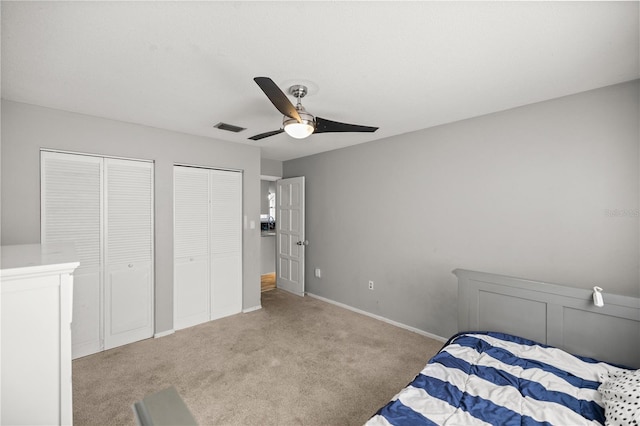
[1,243,79,425]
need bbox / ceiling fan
[249,77,378,141]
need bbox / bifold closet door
[41,152,103,359]
[174,166,211,330]
[104,159,154,350]
[174,166,242,330]
[210,170,242,320]
[41,151,154,358]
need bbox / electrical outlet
[315,268,321,278]
[368,280,374,290]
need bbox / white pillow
[598,369,640,426]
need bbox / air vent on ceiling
[213,122,246,133]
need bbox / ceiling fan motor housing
[288,85,308,99]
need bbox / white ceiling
[2,1,638,161]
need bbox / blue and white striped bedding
[367,332,632,425]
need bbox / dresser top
[0,243,80,277]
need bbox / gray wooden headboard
[454,269,640,368]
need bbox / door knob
[296,240,309,246]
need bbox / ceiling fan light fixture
[283,112,315,139]
[283,121,314,139]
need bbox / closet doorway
[41,150,154,359]
[173,165,243,330]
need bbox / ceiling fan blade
[314,117,378,134]
[248,129,284,141]
[254,77,301,122]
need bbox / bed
[366,270,640,426]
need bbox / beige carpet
[73,289,443,425]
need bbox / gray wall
[284,80,640,339]
[1,100,262,334]
[260,158,283,178]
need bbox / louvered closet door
[173,166,242,328]
[210,169,242,320]
[174,166,210,330]
[104,159,154,350]
[41,152,103,359]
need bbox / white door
[41,152,103,359]
[276,176,306,296]
[173,166,242,330]
[174,166,211,330]
[104,159,154,350]
[210,169,243,320]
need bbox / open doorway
[260,179,277,292]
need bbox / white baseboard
[242,305,262,313]
[306,292,448,342]
[154,329,175,339]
